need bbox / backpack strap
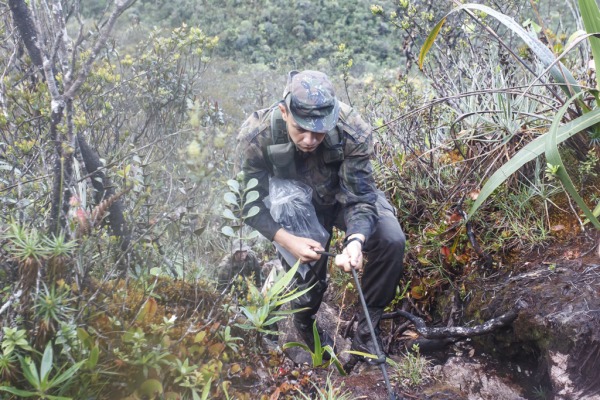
[268,105,297,178]
[266,104,346,178]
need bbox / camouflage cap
[283,70,340,134]
[232,239,250,253]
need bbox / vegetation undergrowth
[2,0,599,398]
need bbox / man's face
[234,250,248,262]
[279,104,326,153]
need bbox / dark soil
[270,231,600,400]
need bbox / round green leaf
[137,379,163,398]
[245,230,260,239]
[221,226,236,237]
[245,206,259,218]
[227,179,240,192]
[223,192,237,205]
[246,178,258,190]
[245,190,259,204]
[222,209,237,220]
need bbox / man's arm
[336,106,379,242]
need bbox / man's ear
[278,103,288,121]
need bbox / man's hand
[335,235,365,272]
[273,228,324,263]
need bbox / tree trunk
[7,0,43,69]
[77,133,131,252]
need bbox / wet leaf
[194,331,206,343]
[136,298,158,322]
[440,246,451,258]
[229,363,241,374]
[137,379,163,398]
[411,285,426,299]
[242,365,253,378]
[208,342,225,356]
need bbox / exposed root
[382,309,519,339]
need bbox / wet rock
[462,257,600,398]
[436,356,526,400]
[550,351,600,400]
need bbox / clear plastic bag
[264,177,329,277]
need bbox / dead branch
[382,309,518,339]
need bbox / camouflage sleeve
[247,252,262,287]
[336,106,378,241]
[236,110,281,241]
[217,255,233,289]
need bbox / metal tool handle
[351,267,396,400]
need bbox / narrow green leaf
[345,350,378,359]
[262,315,287,327]
[282,341,311,352]
[418,17,446,70]
[545,94,600,229]
[579,0,600,78]
[522,32,599,100]
[88,346,99,369]
[49,361,84,387]
[40,343,53,383]
[268,260,300,296]
[0,386,38,397]
[274,285,314,306]
[76,328,92,349]
[201,376,212,400]
[20,357,40,388]
[421,3,580,96]
[468,107,600,218]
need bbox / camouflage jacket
[216,250,261,290]
[236,101,379,242]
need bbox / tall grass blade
[418,17,446,70]
[579,0,600,80]
[419,4,580,97]
[545,95,600,228]
[468,107,600,218]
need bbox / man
[217,240,262,292]
[236,70,405,365]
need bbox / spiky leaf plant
[2,223,50,290]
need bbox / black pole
[351,267,396,400]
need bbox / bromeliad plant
[0,341,85,400]
[236,261,313,346]
[283,320,346,375]
[419,1,600,230]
